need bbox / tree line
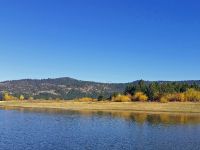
[1,80,200,102]
[0,92,27,101]
[118,80,200,102]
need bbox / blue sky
[0,0,199,83]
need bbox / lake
[0,108,200,150]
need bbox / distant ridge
[0,77,199,100]
[0,77,128,99]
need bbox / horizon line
[0,76,199,84]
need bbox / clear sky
[0,0,199,83]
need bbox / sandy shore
[0,100,200,114]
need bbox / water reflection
[1,106,200,125]
[78,111,200,125]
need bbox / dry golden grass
[0,100,200,113]
[77,97,97,102]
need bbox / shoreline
[0,100,200,114]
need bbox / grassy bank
[0,100,200,113]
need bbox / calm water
[0,108,200,150]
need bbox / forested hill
[0,77,199,100]
[0,77,128,99]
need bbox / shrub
[97,95,104,101]
[112,94,131,102]
[78,97,97,102]
[132,92,148,102]
[173,93,185,102]
[19,95,25,100]
[184,89,200,102]
[127,94,133,100]
[160,96,169,103]
[163,94,172,102]
[2,93,17,101]
[158,89,200,102]
[159,93,184,102]
[163,93,185,102]
[29,97,34,100]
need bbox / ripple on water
[0,108,200,150]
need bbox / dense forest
[112,80,200,102]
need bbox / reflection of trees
[146,115,161,125]
[88,111,200,125]
[160,114,170,124]
[1,107,200,125]
[145,113,200,125]
[134,113,147,124]
[76,110,200,125]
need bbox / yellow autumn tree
[19,95,25,100]
[132,92,148,102]
[29,97,34,100]
[184,89,200,102]
[3,93,11,101]
[3,92,17,101]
